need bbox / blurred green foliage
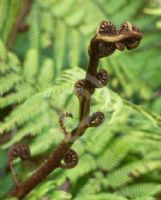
[0,0,161,199]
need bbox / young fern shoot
[9,144,31,186]
[9,20,142,199]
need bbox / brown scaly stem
[9,20,142,199]
[80,48,99,120]
[10,141,70,199]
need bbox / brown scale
[59,112,73,135]
[9,144,30,185]
[60,149,78,169]
[96,20,117,58]
[89,112,105,127]
[95,69,109,88]
[74,79,85,98]
[119,21,142,50]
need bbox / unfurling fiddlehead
[9,144,30,186]
[119,21,142,50]
[59,112,79,169]
[74,79,85,99]
[95,69,109,88]
[59,112,73,135]
[89,20,117,58]
[88,112,105,127]
[59,149,78,169]
[74,69,108,96]
[94,20,142,54]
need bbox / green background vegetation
[1,0,161,199]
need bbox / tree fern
[1,1,161,200]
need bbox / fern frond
[53,20,66,75]
[0,0,8,37]
[85,121,114,155]
[116,183,161,199]
[27,4,40,49]
[0,73,22,95]
[51,0,74,17]
[38,58,54,88]
[97,135,139,171]
[75,193,128,200]
[68,29,80,68]
[2,113,52,149]
[23,48,39,82]
[0,39,7,60]
[63,154,97,182]
[106,160,161,188]
[0,84,35,108]
[124,100,161,127]
[3,0,20,42]
[0,95,48,133]
[29,127,62,156]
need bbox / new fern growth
[8,20,142,199]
